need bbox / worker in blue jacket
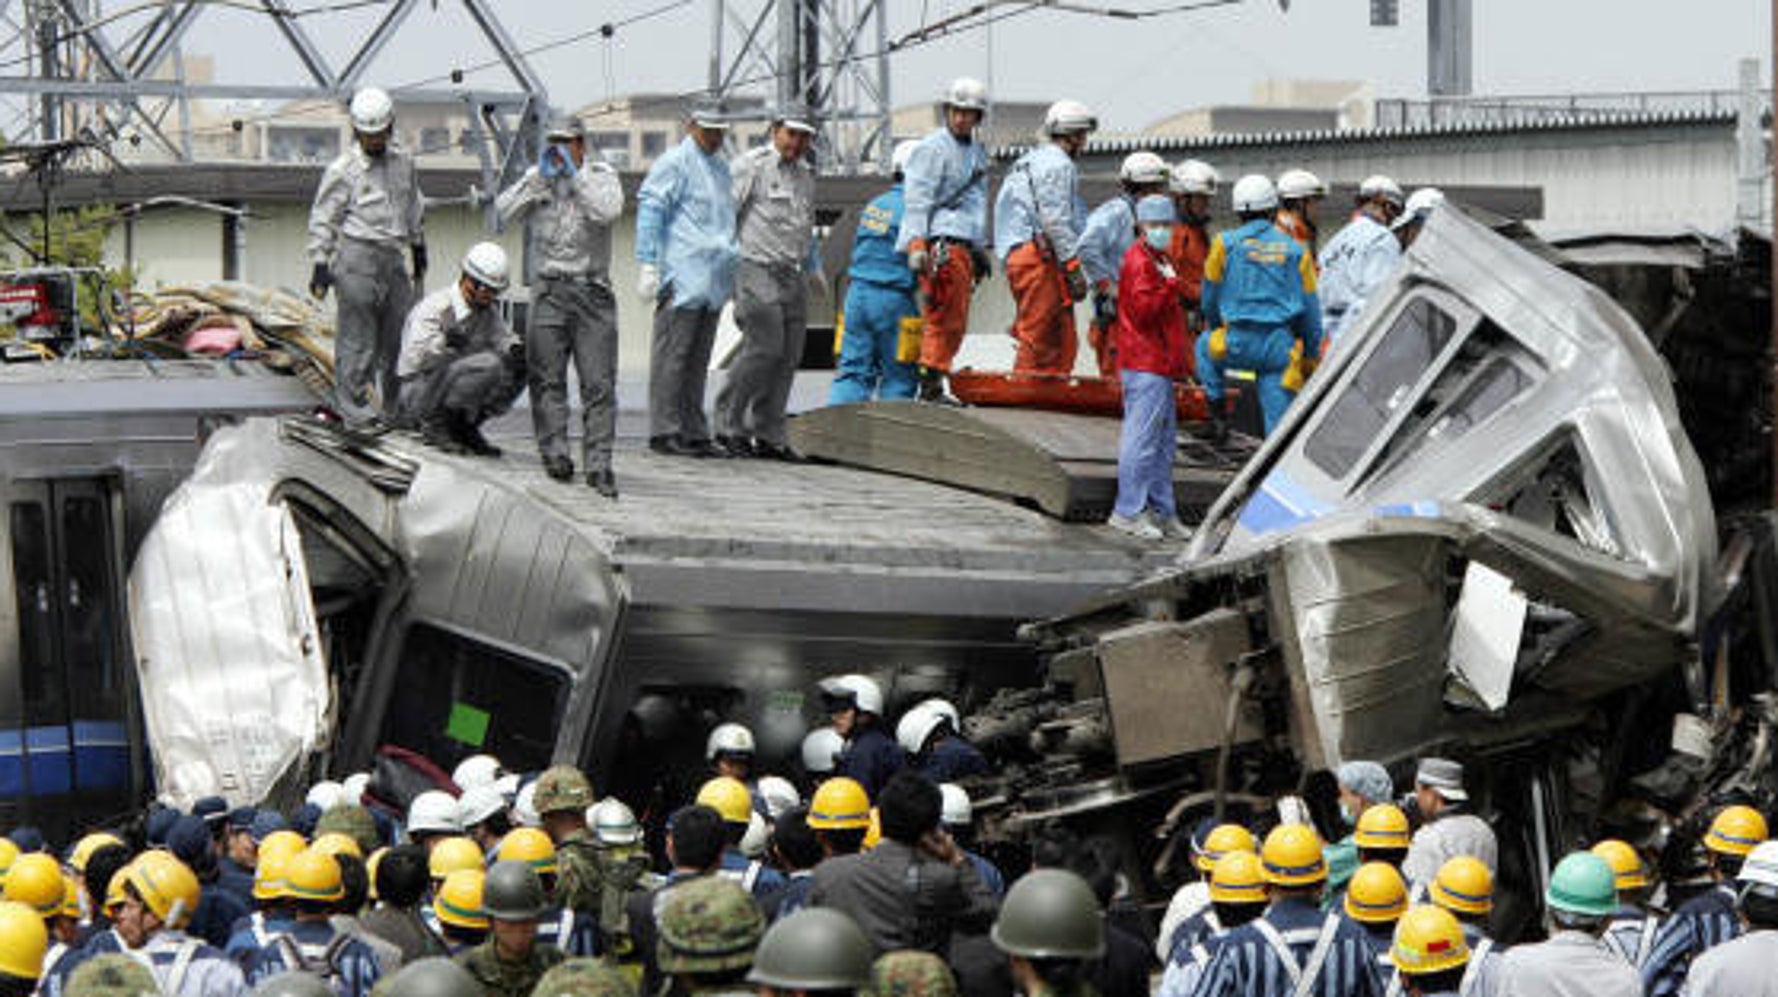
[830,140,923,403]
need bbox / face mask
[1143,225,1171,251]
[1339,801,1357,827]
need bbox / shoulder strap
[1385,970,1403,997]
[1636,913,1660,966]
[742,861,761,893]
[1250,919,1304,989]
[1290,914,1343,997]
[1459,937,1492,996]
[166,939,203,997]
[1205,909,1222,935]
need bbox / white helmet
[740,810,770,858]
[944,77,989,112]
[1118,151,1169,186]
[349,86,395,134]
[407,790,464,835]
[1231,174,1279,214]
[492,772,521,801]
[1170,160,1218,197]
[896,704,947,756]
[916,698,961,731]
[891,139,921,176]
[1276,168,1327,202]
[938,783,973,828]
[1392,187,1446,230]
[1358,174,1404,208]
[452,755,503,792]
[756,776,801,821]
[306,780,344,811]
[511,782,541,828]
[461,241,510,292]
[705,722,757,762]
[801,728,844,775]
[588,798,643,846]
[457,785,507,828]
[1043,99,1097,137]
[340,772,371,806]
[819,674,884,715]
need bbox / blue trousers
[829,280,919,404]
[1195,324,1297,433]
[1114,370,1177,518]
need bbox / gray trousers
[648,300,721,442]
[715,259,807,446]
[528,276,618,470]
[400,351,522,426]
[334,239,413,424]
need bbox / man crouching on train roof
[395,241,526,458]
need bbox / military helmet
[747,908,874,990]
[482,861,546,922]
[656,876,765,974]
[533,766,595,816]
[532,958,636,997]
[62,953,159,997]
[314,804,380,857]
[990,869,1105,960]
[253,972,333,997]
[872,950,958,997]
[376,958,481,997]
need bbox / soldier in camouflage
[656,876,764,997]
[529,958,635,997]
[534,767,602,921]
[314,805,383,858]
[872,950,959,997]
[456,862,563,997]
[62,955,161,997]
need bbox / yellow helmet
[124,852,200,928]
[1206,851,1267,905]
[863,808,883,851]
[311,833,363,861]
[1391,904,1470,976]
[103,861,133,915]
[1429,856,1493,916]
[0,901,48,982]
[435,869,488,930]
[1,856,65,918]
[366,848,388,901]
[258,830,308,868]
[0,840,18,885]
[428,837,484,880]
[1261,824,1326,887]
[1705,805,1768,858]
[1344,862,1408,924]
[1353,804,1412,851]
[56,878,79,921]
[496,828,558,877]
[283,849,345,904]
[67,833,125,874]
[696,776,753,826]
[1194,824,1259,874]
[254,846,295,901]
[807,778,871,830]
[1590,839,1650,891]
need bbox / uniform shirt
[358,905,447,964]
[494,160,625,280]
[188,879,249,950]
[849,185,916,291]
[1187,896,1384,997]
[1496,929,1640,997]
[1167,221,1211,307]
[1601,904,1660,968]
[554,832,605,916]
[895,128,989,251]
[1201,220,1323,357]
[1076,196,1138,290]
[535,906,599,958]
[993,143,1087,264]
[635,135,738,310]
[455,938,564,997]
[916,737,988,784]
[1157,881,1212,963]
[964,850,1005,898]
[1316,213,1401,347]
[1401,811,1497,892]
[223,911,288,964]
[1161,918,1237,997]
[1681,926,1778,996]
[1166,907,1227,968]
[396,284,518,379]
[762,870,814,922]
[307,143,424,262]
[132,930,249,997]
[834,726,904,800]
[1643,883,1741,997]
[716,847,787,899]
[242,919,384,997]
[806,838,999,957]
[1459,922,1504,997]
[216,860,256,911]
[732,144,818,271]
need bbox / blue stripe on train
[0,722,130,797]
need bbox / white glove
[907,247,929,273]
[637,263,660,303]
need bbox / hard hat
[773,102,816,134]
[1042,99,1098,137]
[254,972,334,997]
[1207,851,1267,905]
[1261,824,1326,887]
[748,908,874,989]
[802,728,844,774]
[532,958,634,997]
[756,777,802,822]
[0,841,18,881]
[1118,151,1169,186]
[340,772,371,805]
[740,811,770,859]
[545,115,587,143]
[705,723,757,762]
[1545,851,1618,918]
[452,755,503,791]
[461,242,510,293]
[896,704,946,757]
[1705,805,1769,857]
[657,876,766,975]
[1231,174,1279,214]
[819,674,884,715]
[1738,839,1778,891]
[871,951,957,997]
[481,860,546,922]
[67,833,125,874]
[2,855,64,917]
[1358,174,1404,207]
[435,869,488,930]
[943,77,989,112]
[64,953,158,997]
[696,776,754,826]
[1590,840,1650,891]
[378,958,482,997]
[808,779,872,830]
[311,833,363,861]
[103,863,131,914]
[1344,862,1408,924]
[1170,159,1219,196]
[512,782,542,828]
[990,869,1106,960]
[938,784,972,828]
[1390,904,1469,976]
[283,849,346,904]
[429,837,484,880]
[1392,187,1446,231]
[589,798,644,847]
[863,808,882,851]
[1354,804,1412,850]
[349,86,395,134]
[366,848,387,900]
[259,829,307,865]
[305,780,344,812]
[688,98,730,130]
[314,804,379,857]
[891,139,921,176]
[532,766,595,816]
[56,876,78,921]
[407,790,464,835]
[0,901,48,982]
[253,846,295,901]
[1275,168,1327,201]
[495,828,558,876]
[916,698,962,731]
[1135,194,1175,226]
[1429,856,1493,915]
[458,786,507,829]
[1193,823,1258,874]
[124,852,201,928]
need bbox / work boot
[586,467,618,499]
[421,414,470,455]
[916,366,945,402]
[452,416,502,458]
[543,455,573,482]
[717,434,757,458]
[754,441,805,463]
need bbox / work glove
[906,239,929,275]
[1092,287,1117,327]
[538,146,562,180]
[411,243,428,284]
[969,244,993,281]
[1063,258,1089,303]
[309,262,333,299]
[444,323,470,350]
[637,263,660,303]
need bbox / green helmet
[1546,851,1618,918]
[533,766,594,816]
[656,876,765,975]
[531,958,637,997]
[991,869,1106,959]
[373,958,481,997]
[873,950,959,997]
[746,908,873,991]
[64,954,160,997]
[314,804,381,857]
[482,860,546,921]
[252,974,333,997]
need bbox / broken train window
[1306,296,1460,479]
[379,622,568,775]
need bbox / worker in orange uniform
[1166,159,1218,369]
[1273,168,1326,398]
[993,100,1097,373]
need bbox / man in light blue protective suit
[831,139,923,404]
[1316,176,1403,349]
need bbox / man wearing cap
[1315,177,1402,348]
[395,242,525,458]
[167,816,246,950]
[714,104,820,462]
[1496,851,1639,997]
[456,862,562,997]
[1682,839,1778,995]
[217,810,261,910]
[1401,758,1496,894]
[635,99,739,459]
[495,114,626,496]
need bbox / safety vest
[1251,913,1344,997]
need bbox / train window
[378,623,567,775]
[8,501,58,720]
[1305,297,1458,480]
[59,496,119,714]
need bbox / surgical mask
[1143,225,1171,250]
[1339,801,1357,827]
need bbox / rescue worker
[455,862,560,997]
[1341,863,1407,976]
[457,788,511,856]
[715,104,820,461]
[395,242,523,458]
[807,779,872,861]
[872,949,958,997]
[1196,174,1322,440]
[1158,822,1259,963]
[0,901,47,997]
[5,852,67,924]
[243,849,382,997]
[1401,759,1496,893]
[1496,851,1639,997]
[1325,762,1394,910]
[896,705,987,783]
[799,729,843,790]
[531,767,601,922]
[762,808,822,922]
[1391,189,1444,251]
[113,852,248,997]
[530,958,635,997]
[223,833,302,963]
[819,675,902,799]
[1591,839,1658,968]
[898,77,992,403]
[494,828,585,958]
[1426,857,1502,997]
[1166,160,1217,338]
[654,875,764,996]
[1682,837,1778,995]
[748,908,873,997]
[1159,851,1268,997]
[433,870,489,955]
[166,818,246,950]
[697,778,786,900]
[635,99,737,459]
[1188,823,1384,997]
[42,875,84,988]
[583,799,650,959]
[990,869,1102,997]
[66,833,127,921]
[625,805,726,996]
[1642,804,1768,997]
[1105,193,1191,543]
[307,85,426,429]
[756,778,802,824]
[1076,151,1170,375]
[314,807,381,867]
[1274,169,1327,253]
[452,755,505,794]
[1316,176,1403,347]
[358,845,446,963]
[494,115,625,496]
[830,139,923,404]
[937,785,1004,897]
[1388,905,1469,997]
[428,838,484,902]
[706,724,757,784]
[219,813,260,909]
[995,100,1097,374]
[1354,806,1412,870]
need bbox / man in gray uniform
[713,104,819,461]
[495,115,626,497]
[1402,757,1498,893]
[396,242,524,457]
[309,85,427,429]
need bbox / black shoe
[916,367,945,402]
[586,467,618,498]
[684,438,734,458]
[543,455,574,481]
[755,441,805,463]
[453,418,502,458]
[1208,411,1229,447]
[422,416,470,455]
[717,434,757,458]
[649,434,680,455]
[652,435,709,458]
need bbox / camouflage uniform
[529,958,635,997]
[455,939,563,997]
[63,954,161,997]
[315,804,382,857]
[873,950,959,997]
[553,830,605,918]
[589,844,650,958]
[655,877,764,982]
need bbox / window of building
[641,131,667,158]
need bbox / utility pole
[1427,0,1472,98]
[1770,0,1777,505]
